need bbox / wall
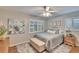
[47,11,79,46]
[0,9,46,47]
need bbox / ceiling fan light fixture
[40,6,56,17]
[42,12,52,17]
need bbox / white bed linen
[35,32,64,52]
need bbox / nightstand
[64,34,76,47]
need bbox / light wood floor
[70,47,79,53]
[8,46,17,53]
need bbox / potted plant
[0,25,7,40]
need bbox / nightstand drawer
[64,35,75,47]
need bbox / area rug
[16,42,36,53]
[52,44,71,53]
[16,42,71,53]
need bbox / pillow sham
[47,30,56,34]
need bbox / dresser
[0,37,9,53]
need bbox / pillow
[47,30,56,34]
[59,30,64,34]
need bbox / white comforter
[35,32,64,52]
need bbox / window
[72,19,79,29]
[65,18,79,31]
[29,20,44,33]
[65,19,72,28]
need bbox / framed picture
[7,18,25,34]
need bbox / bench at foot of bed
[30,38,45,52]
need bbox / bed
[34,30,64,52]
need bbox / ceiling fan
[41,6,56,17]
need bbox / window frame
[64,18,79,31]
[72,18,79,29]
[29,19,44,33]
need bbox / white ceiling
[0,6,79,17]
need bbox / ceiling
[0,6,79,17]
